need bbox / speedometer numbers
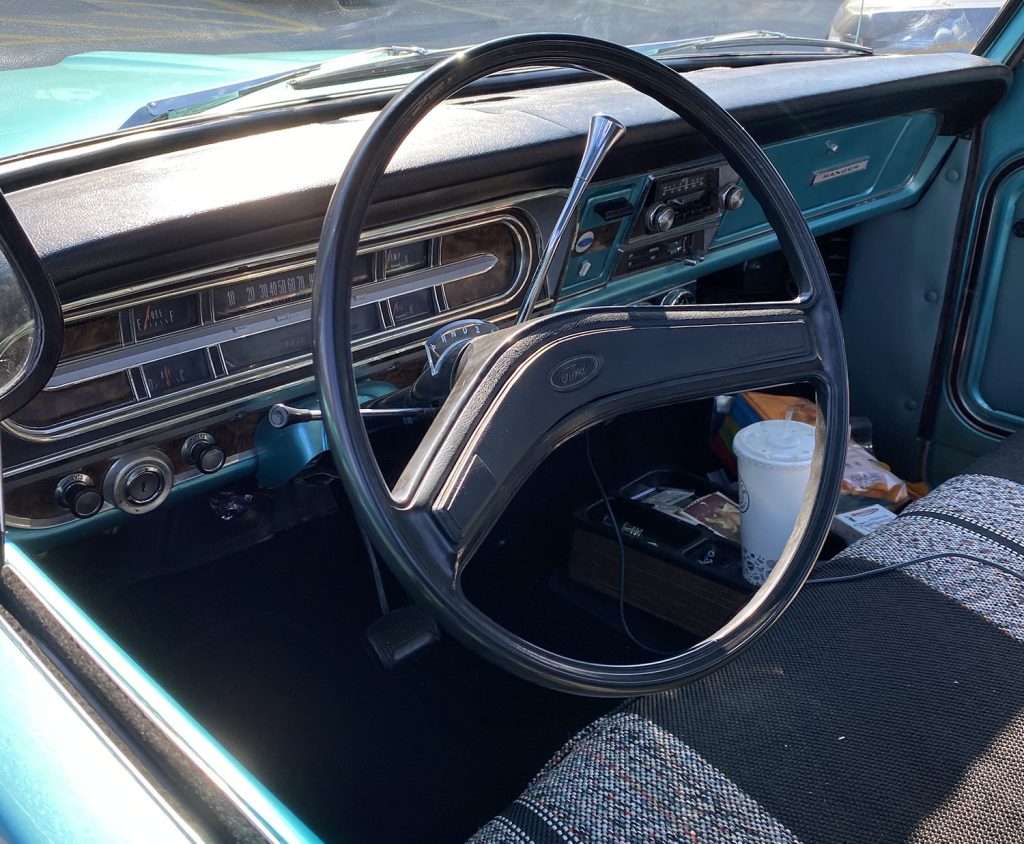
[212,267,316,320]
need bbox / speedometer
[212,267,315,319]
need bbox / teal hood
[0,49,380,160]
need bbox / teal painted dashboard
[560,111,944,309]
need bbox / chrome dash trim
[49,301,313,388]
[59,190,560,319]
[5,193,560,444]
[351,253,497,307]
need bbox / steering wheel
[314,34,849,696]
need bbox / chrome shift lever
[516,113,626,323]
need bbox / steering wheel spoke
[395,303,825,568]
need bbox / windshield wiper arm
[121,63,324,128]
[652,30,873,57]
[120,45,449,127]
[289,45,468,91]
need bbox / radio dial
[719,183,745,212]
[645,203,676,234]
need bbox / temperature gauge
[142,349,213,397]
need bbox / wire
[359,527,391,615]
[584,429,676,656]
[806,552,1024,585]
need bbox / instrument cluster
[6,213,532,441]
[1,203,545,531]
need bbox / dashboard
[0,51,1009,542]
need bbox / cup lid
[733,419,815,466]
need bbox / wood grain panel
[568,529,751,638]
[440,222,517,309]
[6,411,263,525]
[11,372,135,429]
[61,314,122,361]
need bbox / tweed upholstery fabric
[471,471,1024,844]
[833,473,1024,639]
[471,713,803,844]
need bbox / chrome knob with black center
[719,182,745,211]
[104,449,174,515]
[182,433,226,475]
[645,202,676,233]
[55,473,103,519]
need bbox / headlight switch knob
[55,473,103,519]
[182,433,226,475]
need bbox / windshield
[0,0,1009,159]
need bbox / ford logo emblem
[548,354,603,392]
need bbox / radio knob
[182,433,226,475]
[645,203,676,234]
[719,183,745,212]
[55,473,103,519]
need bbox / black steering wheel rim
[314,34,849,696]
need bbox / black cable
[584,429,676,656]
[359,527,391,615]
[806,551,1024,585]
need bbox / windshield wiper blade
[652,30,873,57]
[289,45,468,91]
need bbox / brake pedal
[365,605,440,668]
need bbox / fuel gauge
[132,294,200,340]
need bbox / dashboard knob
[645,203,676,234]
[55,473,103,519]
[719,183,745,212]
[182,433,226,475]
[104,449,174,515]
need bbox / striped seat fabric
[470,438,1024,844]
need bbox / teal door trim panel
[0,610,199,844]
[1,543,323,844]
[953,160,1024,433]
[924,57,1024,480]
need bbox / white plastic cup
[733,419,815,587]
